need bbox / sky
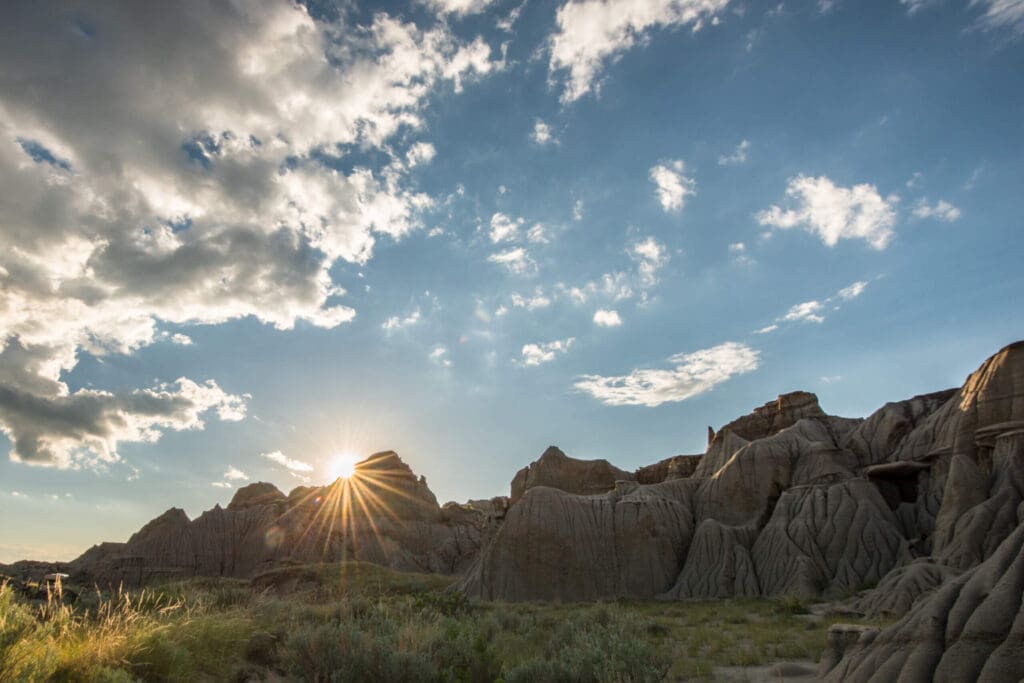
[1,0,1022,563]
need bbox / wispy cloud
[718,139,751,165]
[263,450,313,473]
[576,342,760,407]
[488,247,536,275]
[912,198,961,222]
[782,300,825,324]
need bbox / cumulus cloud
[575,342,760,407]
[630,237,670,288]
[0,2,500,467]
[718,139,751,165]
[406,142,437,168]
[212,466,249,487]
[549,0,731,102]
[912,198,961,222]
[781,300,825,324]
[757,175,898,249]
[521,338,575,366]
[593,309,623,327]
[490,212,524,243]
[488,247,536,275]
[649,160,696,212]
[527,224,550,244]
[0,342,246,467]
[532,119,558,145]
[263,450,313,472]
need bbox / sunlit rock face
[71,451,490,584]
[459,340,1024,633]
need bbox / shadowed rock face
[509,446,634,504]
[72,451,490,585]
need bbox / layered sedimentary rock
[72,452,490,585]
[823,518,1024,682]
[509,446,634,504]
[460,340,1024,626]
[458,479,698,601]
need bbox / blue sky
[0,0,1022,562]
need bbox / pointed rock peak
[227,482,285,510]
[155,507,190,524]
[539,445,568,461]
[358,450,411,474]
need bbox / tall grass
[0,565,892,682]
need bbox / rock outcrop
[459,339,1024,630]
[509,446,634,504]
[72,451,488,585]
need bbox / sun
[328,452,359,480]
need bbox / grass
[0,564,891,682]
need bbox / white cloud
[406,142,437,168]
[971,0,1024,35]
[821,375,843,384]
[0,2,501,468]
[912,198,961,222]
[573,199,585,221]
[263,450,313,472]
[836,280,868,300]
[170,333,193,346]
[728,241,754,266]
[510,290,552,310]
[549,0,731,102]
[382,308,422,331]
[718,139,750,165]
[429,345,453,367]
[488,247,536,275]
[593,309,623,327]
[649,160,696,212]
[906,171,923,189]
[532,119,558,145]
[781,300,825,324]
[575,341,760,407]
[490,212,524,243]
[526,223,550,244]
[224,466,249,481]
[425,0,496,15]
[753,324,778,335]
[211,481,233,489]
[630,236,669,288]
[757,175,898,249]
[521,338,575,366]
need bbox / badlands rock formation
[72,451,500,585]
[459,342,1024,625]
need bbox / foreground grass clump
[0,563,889,681]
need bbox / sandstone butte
[8,340,1024,681]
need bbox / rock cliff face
[458,341,1024,633]
[72,451,494,585]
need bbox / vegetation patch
[0,564,891,681]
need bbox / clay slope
[72,451,498,585]
[459,341,1024,612]
[823,516,1024,682]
